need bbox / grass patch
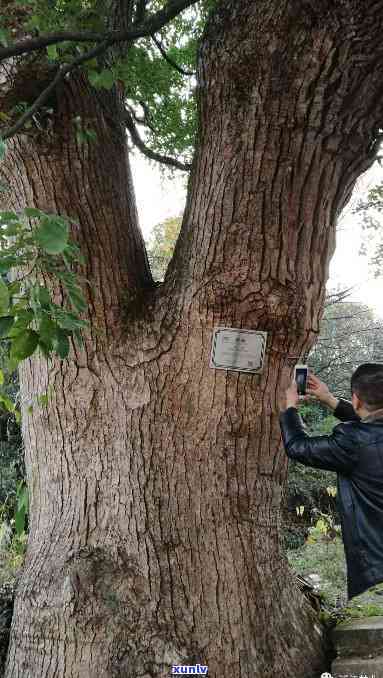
[287,536,383,623]
[0,529,26,585]
[287,535,347,608]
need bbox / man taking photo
[279,363,383,600]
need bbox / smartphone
[294,364,308,396]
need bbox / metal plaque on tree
[210,328,267,374]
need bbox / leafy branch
[0,0,199,143]
[0,203,88,385]
[0,0,199,62]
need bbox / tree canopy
[0,0,214,165]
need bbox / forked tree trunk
[2,1,383,677]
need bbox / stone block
[332,617,383,659]
[332,654,383,678]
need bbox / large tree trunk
[3,1,383,677]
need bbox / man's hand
[285,380,299,410]
[306,372,339,410]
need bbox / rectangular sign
[210,328,267,374]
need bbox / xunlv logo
[171,666,208,674]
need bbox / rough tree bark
[2,0,383,676]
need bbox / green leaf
[35,215,69,254]
[0,279,9,313]
[0,257,16,273]
[9,299,29,313]
[37,393,49,407]
[38,339,50,357]
[24,208,42,218]
[86,59,98,70]
[53,309,88,331]
[39,287,51,308]
[8,311,34,337]
[86,129,97,142]
[0,394,14,412]
[36,285,51,308]
[6,356,18,373]
[68,286,87,312]
[17,483,29,511]
[28,14,40,29]
[75,127,97,145]
[73,328,84,348]
[8,281,21,295]
[14,505,26,536]
[11,330,39,360]
[0,316,15,338]
[0,369,4,386]
[89,69,115,90]
[46,44,58,60]
[0,29,8,48]
[0,138,6,159]
[39,316,57,348]
[87,70,99,86]
[55,329,70,359]
[2,223,21,236]
[0,211,18,221]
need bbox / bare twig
[123,107,191,171]
[127,101,156,133]
[324,286,356,306]
[151,34,194,77]
[316,325,382,343]
[322,310,375,322]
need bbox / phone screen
[295,368,308,395]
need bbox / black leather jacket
[280,398,383,599]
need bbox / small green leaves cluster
[0,205,88,377]
[306,507,341,545]
[4,0,107,35]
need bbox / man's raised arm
[306,373,360,423]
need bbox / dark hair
[351,363,383,411]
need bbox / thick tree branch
[0,0,198,62]
[123,107,191,171]
[151,35,194,77]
